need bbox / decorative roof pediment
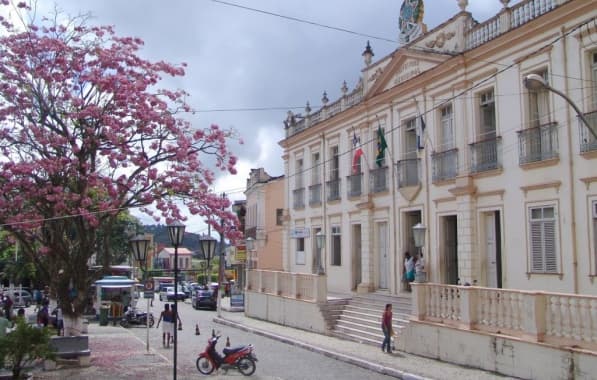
[364,49,448,99]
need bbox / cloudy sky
[25,0,512,233]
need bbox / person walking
[381,303,393,353]
[54,304,64,336]
[169,304,182,345]
[3,294,13,320]
[37,300,50,327]
[156,304,173,348]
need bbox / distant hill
[143,224,225,257]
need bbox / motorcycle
[196,334,257,376]
[120,307,155,328]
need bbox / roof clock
[399,0,425,44]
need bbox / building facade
[280,0,597,296]
[154,247,193,273]
[244,168,284,270]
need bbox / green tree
[0,231,37,287]
[0,320,55,379]
[95,212,142,266]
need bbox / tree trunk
[63,315,83,336]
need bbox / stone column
[357,199,374,293]
[449,176,478,285]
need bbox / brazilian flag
[375,125,387,167]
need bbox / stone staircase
[322,292,412,347]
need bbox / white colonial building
[280,0,597,297]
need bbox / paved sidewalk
[215,308,517,380]
[25,307,517,380]
[31,324,172,380]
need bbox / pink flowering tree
[0,2,241,318]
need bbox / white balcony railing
[412,283,597,351]
[246,269,327,303]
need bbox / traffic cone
[195,324,200,335]
[226,336,230,347]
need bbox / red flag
[352,132,363,174]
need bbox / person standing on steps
[381,303,393,353]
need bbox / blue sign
[230,294,244,307]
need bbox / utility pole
[216,192,226,317]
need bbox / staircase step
[343,305,410,317]
[324,292,412,347]
[341,313,410,327]
[349,298,411,310]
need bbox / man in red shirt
[381,303,393,353]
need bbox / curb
[213,317,431,380]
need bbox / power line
[210,0,398,44]
[282,15,597,184]
[185,85,595,114]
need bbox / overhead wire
[209,0,398,44]
[2,8,595,229]
[282,15,597,184]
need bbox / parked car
[164,286,185,301]
[158,283,173,301]
[9,290,32,308]
[192,289,217,310]
[182,285,191,299]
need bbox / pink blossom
[0,10,239,317]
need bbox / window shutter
[530,221,544,271]
[543,220,557,273]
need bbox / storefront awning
[95,276,137,288]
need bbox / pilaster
[450,176,478,285]
[357,207,374,293]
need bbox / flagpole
[375,115,392,165]
[413,99,427,150]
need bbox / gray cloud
[28,0,509,231]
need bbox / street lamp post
[198,233,217,286]
[167,221,185,380]
[130,234,151,353]
[315,230,326,275]
[523,73,597,139]
[412,222,427,283]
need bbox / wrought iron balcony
[396,158,420,188]
[292,187,305,209]
[517,122,559,165]
[347,173,363,197]
[369,166,388,193]
[326,178,341,201]
[580,110,597,153]
[432,148,458,182]
[308,183,322,206]
[470,136,502,173]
